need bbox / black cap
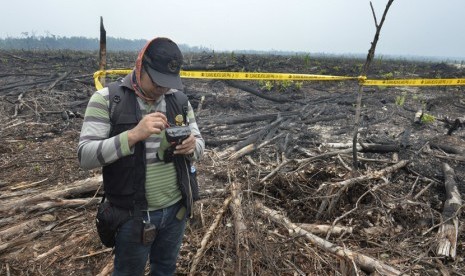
[143,38,183,89]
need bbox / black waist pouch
[96,201,131,247]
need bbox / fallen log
[26,197,101,212]
[359,142,399,153]
[255,202,401,275]
[321,142,399,153]
[0,230,43,255]
[96,261,113,276]
[35,233,90,261]
[204,111,297,126]
[0,217,41,240]
[47,71,71,91]
[225,80,304,104]
[190,196,232,274]
[435,154,465,162]
[0,222,57,255]
[229,181,250,275]
[436,163,462,259]
[0,175,102,214]
[430,142,464,155]
[228,133,285,160]
[430,135,465,155]
[296,223,353,236]
[304,114,347,125]
[218,117,283,159]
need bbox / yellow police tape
[93,69,465,90]
[179,71,358,81]
[94,69,132,90]
[361,78,465,86]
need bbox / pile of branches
[175,101,464,275]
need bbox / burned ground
[0,49,464,275]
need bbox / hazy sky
[1,0,464,59]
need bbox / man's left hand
[174,134,196,155]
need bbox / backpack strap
[107,81,123,135]
[165,91,189,126]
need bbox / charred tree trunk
[99,16,107,88]
[352,0,395,169]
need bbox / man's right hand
[128,112,168,147]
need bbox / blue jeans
[112,201,187,276]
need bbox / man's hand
[128,112,168,147]
[174,134,196,155]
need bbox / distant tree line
[0,34,210,53]
[0,34,313,56]
[0,34,460,62]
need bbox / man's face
[140,69,170,100]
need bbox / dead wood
[0,175,102,214]
[319,159,409,218]
[97,261,114,276]
[204,110,298,125]
[218,117,283,159]
[296,223,353,235]
[0,52,29,62]
[322,142,399,153]
[430,142,464,155]
[229,181,250,275]
[435,154,465,162]
[256,202,402,275]
[326,158,409,194]
[199,188,227,197]
[441,118,463,135]
[225,80,304,104]
[35,233,90,261]
[228,132,285,160]
[304,114,347,125]
[196,95,205,116]
[0,217,41,240]
[190,196,232,274]
[66,99,90,107]
[0,79,54,93]
[436,163,462,259]
[0,222,57,255]
[26,197,100,212]
[9,178,48,191]
[352,0,395,168]
[205,137,245,147]
[359,142,399,153]
[0,230,43,255]
[260,148,355,184]
[99,16,107,88]
[47,71,71,91]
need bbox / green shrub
[421,113,436,123]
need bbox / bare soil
[0,49,464,275]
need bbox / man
[78,37,204,275]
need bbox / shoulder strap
[165,91,189,125]
[107,82,124,126]
[107,81,139,136]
